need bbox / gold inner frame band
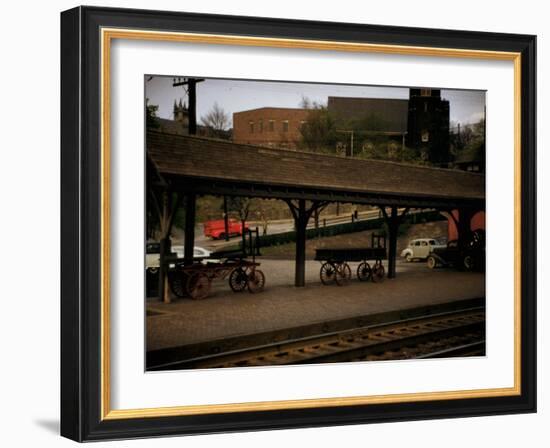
[100,28,522,420]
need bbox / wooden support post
[380,206,409,279]
[156,191,183,303]
[387,206,398,279]
[457,208,474,250]
[158,191,170,303]
[158,236,171,303]
[285,199,325,287]
[295,199,307,287]
[184,193,196,265]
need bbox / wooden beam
[379,206,409,279]
[158,190,170,303]
[294,199,308,287]
[184,193,197,265]
[167,177,484,210]
[387,206,399,279]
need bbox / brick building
[232,107,310,149]
[328,91,450,166]
[327,96,408,133]
[232,89,451,166]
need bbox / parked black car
[426,230,485,272]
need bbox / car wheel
[405,253,412,262]
[427,256,437,269]
[463,255,474,271]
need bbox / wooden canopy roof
[147,130,485,209]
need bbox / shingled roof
[157,118,187,135]
[147,131,484,206]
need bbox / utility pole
[172,77,204,135]
[172,77,204,269]
[336,129,354,157]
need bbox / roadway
[194,208,414,251]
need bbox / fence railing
[240,210,445,250]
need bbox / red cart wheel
[371,260,385,283]
[335,262,352,286]
[186,272,211,300]
[247,269,266,293]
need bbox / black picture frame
[61,6,536,442]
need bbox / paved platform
[146,259,485,352]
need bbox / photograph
[144,76,487,371]
[56,5,538,442]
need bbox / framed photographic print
[60,6,536,441]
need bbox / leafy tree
[298,98,338,153]
[145,98,160,129]
[451,118,485,161]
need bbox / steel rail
[150,306,485,370]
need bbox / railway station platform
[146,259,485,367]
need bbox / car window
[429,240,436,245]
[421,241,428,246]
[414,241,421,246]
[146,243,160,254]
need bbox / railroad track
[152,307,485,370]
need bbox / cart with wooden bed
[168,230,265,300]
[314,234,387,286]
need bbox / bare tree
[200,102,230,132]
[226,197,252,232]
[312,202,329,232]
[255,201,271,235]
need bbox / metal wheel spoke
[357,261,372,282]
[229,267,248,292]
[320,262,337,285]
[247,269,266,293]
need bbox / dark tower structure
[406,88,450,166]
[173,98,189,127]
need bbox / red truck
[203,219,249,239]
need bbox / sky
[145,75,486,128]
